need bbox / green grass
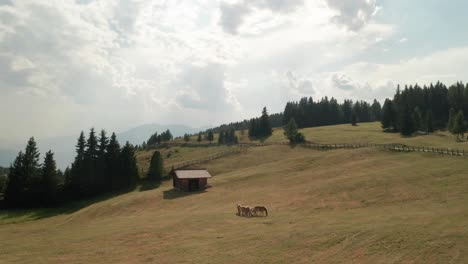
[1,142,468,263]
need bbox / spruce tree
[218,131,225,144]
[4,152,24,208]
[381,99,397,130]
[183,134,190,143]
[371,99,382,121]
[451,111,466,141]
[22,137,41,205]
[119,142,139,189]
[97,130,109,191]
[207,130,214,143]
[84,128,99,195]
[41,151,58,205]
[259,107,273,137]
[106,132,121,191]
[284,118,299,142]
[148,151,164,182]
[197,132,202,143]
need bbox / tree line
[381,82,468,138]
[3,129,140,208]
[283,97,382,128]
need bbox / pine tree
[259,107,273,137]
[22,137,41,205]
[68,131,86,196]
[371,99,382,121]
[284,118,298,142]
[197,132,202,143]
[283,118,305,144]
[119,142,139,189]
[218,131,225,144]
[451,111,466,141]
[183,134,190,143]
[400,104,415,136]
[381,99,397,130]
[83,128,99,195]
[207,130,214,143]
[148,151,164,182]
[40,151,58,205]
[97,130,109,191]
[4,152,25,208]
[106,132,121,191]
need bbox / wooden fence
[149,141,468,159]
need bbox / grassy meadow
[1,123,468,263]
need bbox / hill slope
[1,145,468,263]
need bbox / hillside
[181,122,468,151]
[1,142,468,263]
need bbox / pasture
[1,143,468,263]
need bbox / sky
[1,0,468,142]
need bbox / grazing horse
[237,204,252,217]
[251,206,268,217]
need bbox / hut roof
[174,169,212,179]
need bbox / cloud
[325,0,379,31]
[175,63,238,111]
[219,1,252,34]
[399,37,408,43]
[331,73,358,91]
[218,0,304,34]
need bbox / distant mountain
[117,124,206,145]
[0,124,207,169]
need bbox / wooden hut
[171,168,212,192]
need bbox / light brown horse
[251,206,268,217]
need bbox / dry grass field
[185,122,468,150]
[1,142,468,263]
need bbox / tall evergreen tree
[40,151,58,205]
[197,132,202,143]
[371,99,382,121]
[106,132,121,191]
[381,99,397,130]
[148,151,164,182]
[218,131,225,144]
[119,142,139,189]
[22,137,41,205]
[259,107,273,137]
[451,111,466,141]
[97,130,109,190]
[4,152,25,207]
[207,130,214,143]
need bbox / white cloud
[325,0,379,31]
[399,37,408,43]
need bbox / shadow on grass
[139,180,161,192]
[163,188,207,200]
[0,189,133,225]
